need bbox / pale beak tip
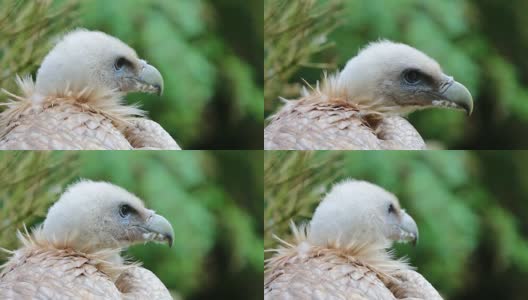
[154,84,163,96]
[166,234,173,248]
[462,99,474,116]
[467,104,474,116]
[412,235,418,247]
[441,79,474,116]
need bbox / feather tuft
[0,225,138,281]
[265,221,412,283]
[0,76,146,140]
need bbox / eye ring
[403,70,421,84]
[388,203,396,214]
[114,57,130,70]
[119,204,134,218]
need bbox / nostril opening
[439,80,453,93]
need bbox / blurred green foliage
[265,0,528,149]
[0,0,78,93]
[265,151,528,300]
[264,0,342,110]
[0,151,263,300]
[0,0,263,149]
[0,152,76,249]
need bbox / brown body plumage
[0,230,171,299]
[265,225,441,300]
[265,40,474,150]
[0,77,178,150]
[265,97,425,150]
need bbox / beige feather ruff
[283,72,405,117]
[0,75,145,139]
[265,222,412,282]
[0,226,137,281]
[265,222,443,300]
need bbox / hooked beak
[136,61,164,96]
[396,210,419,246]
[434,75,474,116]
[140,213,174,247]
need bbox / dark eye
[119,204,135,218]
[388,203,396,214]
[114,57,130,70]
[404,70,421,84]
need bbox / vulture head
[337,40,473,115]
[309,180,418,248]
[35,29,164,97]
[42,180,174,252]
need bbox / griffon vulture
[264,40,474,150]
[0,29,181,150]
[0,180,174,299]
[265,180,443,300]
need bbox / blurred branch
[264,0,343,113]
[0,0,79,102]
[264,151,343,250]
[0,152,78,257]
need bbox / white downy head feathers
[308,179,418,249]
